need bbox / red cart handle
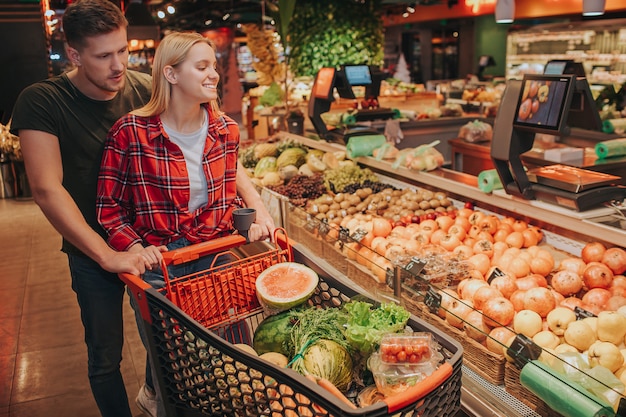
[161,234,247,266]
[383,362,453,413]
[119,271,153,323]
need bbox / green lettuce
[343,301,411,355]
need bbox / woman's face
[171,42,219,103]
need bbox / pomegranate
[482,296,516,327]
[583,263,614,290]
[581,242,607,264]
[490,274,518,299]
[510,290,527,312]
[560,296,584,310]
[550,270,583,296]
[515,276,539,291]
[459,278,489,303]
[473,286,504,311]
[606,295,626,311]
[524,287,556,317]
[601,247,626,275]
[446,298,474,329]
[581,288,612,312]
[463,310,491,342]
[486,326,517,355]
[559,257,587,276]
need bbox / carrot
[315,377,357,409]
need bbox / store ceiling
[145,0,444,32]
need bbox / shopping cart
[120,230,463,417]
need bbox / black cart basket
[120,232,463,417]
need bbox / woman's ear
[163,65,177,84]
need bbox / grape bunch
[268,174,326,206]
[341,179,398,195]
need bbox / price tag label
[487,267,506,284]
[506,334,542,369]
[317,221,330,237]
[574,306,596,320]
[404,257,427,277]
[338,226,351,243]
[424,288,442,314]
[351,228,368,243]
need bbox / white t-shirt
[162,109,209,212]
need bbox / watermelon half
[255,262,319,310]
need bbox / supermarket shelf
[276,132,625,248]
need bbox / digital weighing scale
[490,73,626,212]
[307,65,392,145]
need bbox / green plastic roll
[341,113,357,125]
[477,169,503,193]
[519,360,615,417]
[601,118,626,134]
[595,138,626,159]
[345,135,387,159]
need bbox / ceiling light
[157,10,165,19]
[222,13,231,21]
[402,11,409,18]
[407,6,415,13]
[495,0,515,24]
[166,5,175,14]
[583,0,605,16]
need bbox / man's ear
[66,45,81,67]
[163,65,177,84]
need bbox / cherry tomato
[409,354,420,363]
[396,350,407,362]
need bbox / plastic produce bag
[458,120,493,143]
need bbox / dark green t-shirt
[10,70,152,256]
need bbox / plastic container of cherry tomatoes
[379,332,435,364]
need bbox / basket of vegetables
[120,233,462,417]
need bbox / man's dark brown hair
[62,0,128,49]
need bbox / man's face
[68,27,129,100]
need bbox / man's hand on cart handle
[128,243,168,271]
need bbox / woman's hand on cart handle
[250,208,276,242]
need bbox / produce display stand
[269,132,626,417]
[120,231,463,417]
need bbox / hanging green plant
[288,0,384,77]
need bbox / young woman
[96,31,275,417]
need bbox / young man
[10,1,275,416]
[10,1,154,415]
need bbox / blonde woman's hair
[133,32,222,117]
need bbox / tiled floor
[0,197,148,417]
